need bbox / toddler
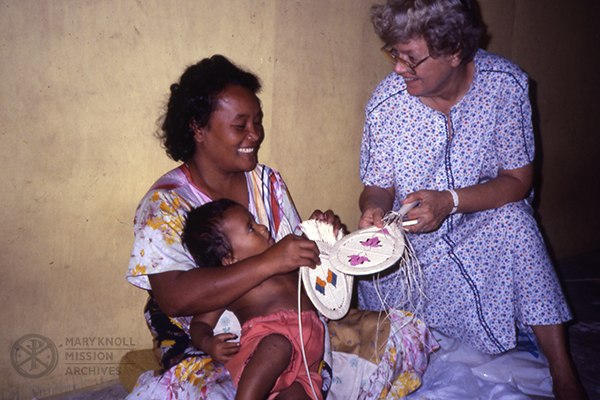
[182,199,324,400]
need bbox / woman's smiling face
[195,84,264,174]
[391,37,461,99]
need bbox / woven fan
[300,220,353,320]
[300,202,423,318]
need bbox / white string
[297,215,425,398]
[296,219,346,400]
[377,204,427,317]
[298,271,319,400]
[364,204,426,372]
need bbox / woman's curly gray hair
[371,0,482,64]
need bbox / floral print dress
[126,163,302,399]
[357,49,572,354]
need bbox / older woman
[357,1,587,399]
[126,55,437,400]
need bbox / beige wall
[479,0,600,259]
[508,1,600,258]
[1,0,598,398]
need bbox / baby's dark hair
[182,198,239,267]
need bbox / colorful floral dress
[357,49,572,354]
[126,163,302,399]
[126,164,437,399]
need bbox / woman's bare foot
[551,366,588,400]
[531,324,588,400]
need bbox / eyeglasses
[380,47,430,74]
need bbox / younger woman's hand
[309,209,348,235]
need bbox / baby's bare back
[229,271,315,325]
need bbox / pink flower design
[349,254,370,266]
[361,237,381,247]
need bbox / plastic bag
[404,330,553,400]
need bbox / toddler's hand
[263,234,320,272]
[205,333,239,364]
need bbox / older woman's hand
[358,185,396,229]
[402,190,454,233]
[309,209,348,235]
[358,206,386,229]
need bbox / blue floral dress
[357,49,572,354]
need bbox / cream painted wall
[0,1,276,398]
[507,1,600,259]
[1,0,599,398]
[269,1,389,226]
[0,1,383,398]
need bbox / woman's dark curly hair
[159,55,262,162]
[182,199,239,268]
[371,0,483,64]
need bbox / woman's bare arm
[403,163,534,233]
[149,234,320,317]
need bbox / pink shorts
[225,310,324,400]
